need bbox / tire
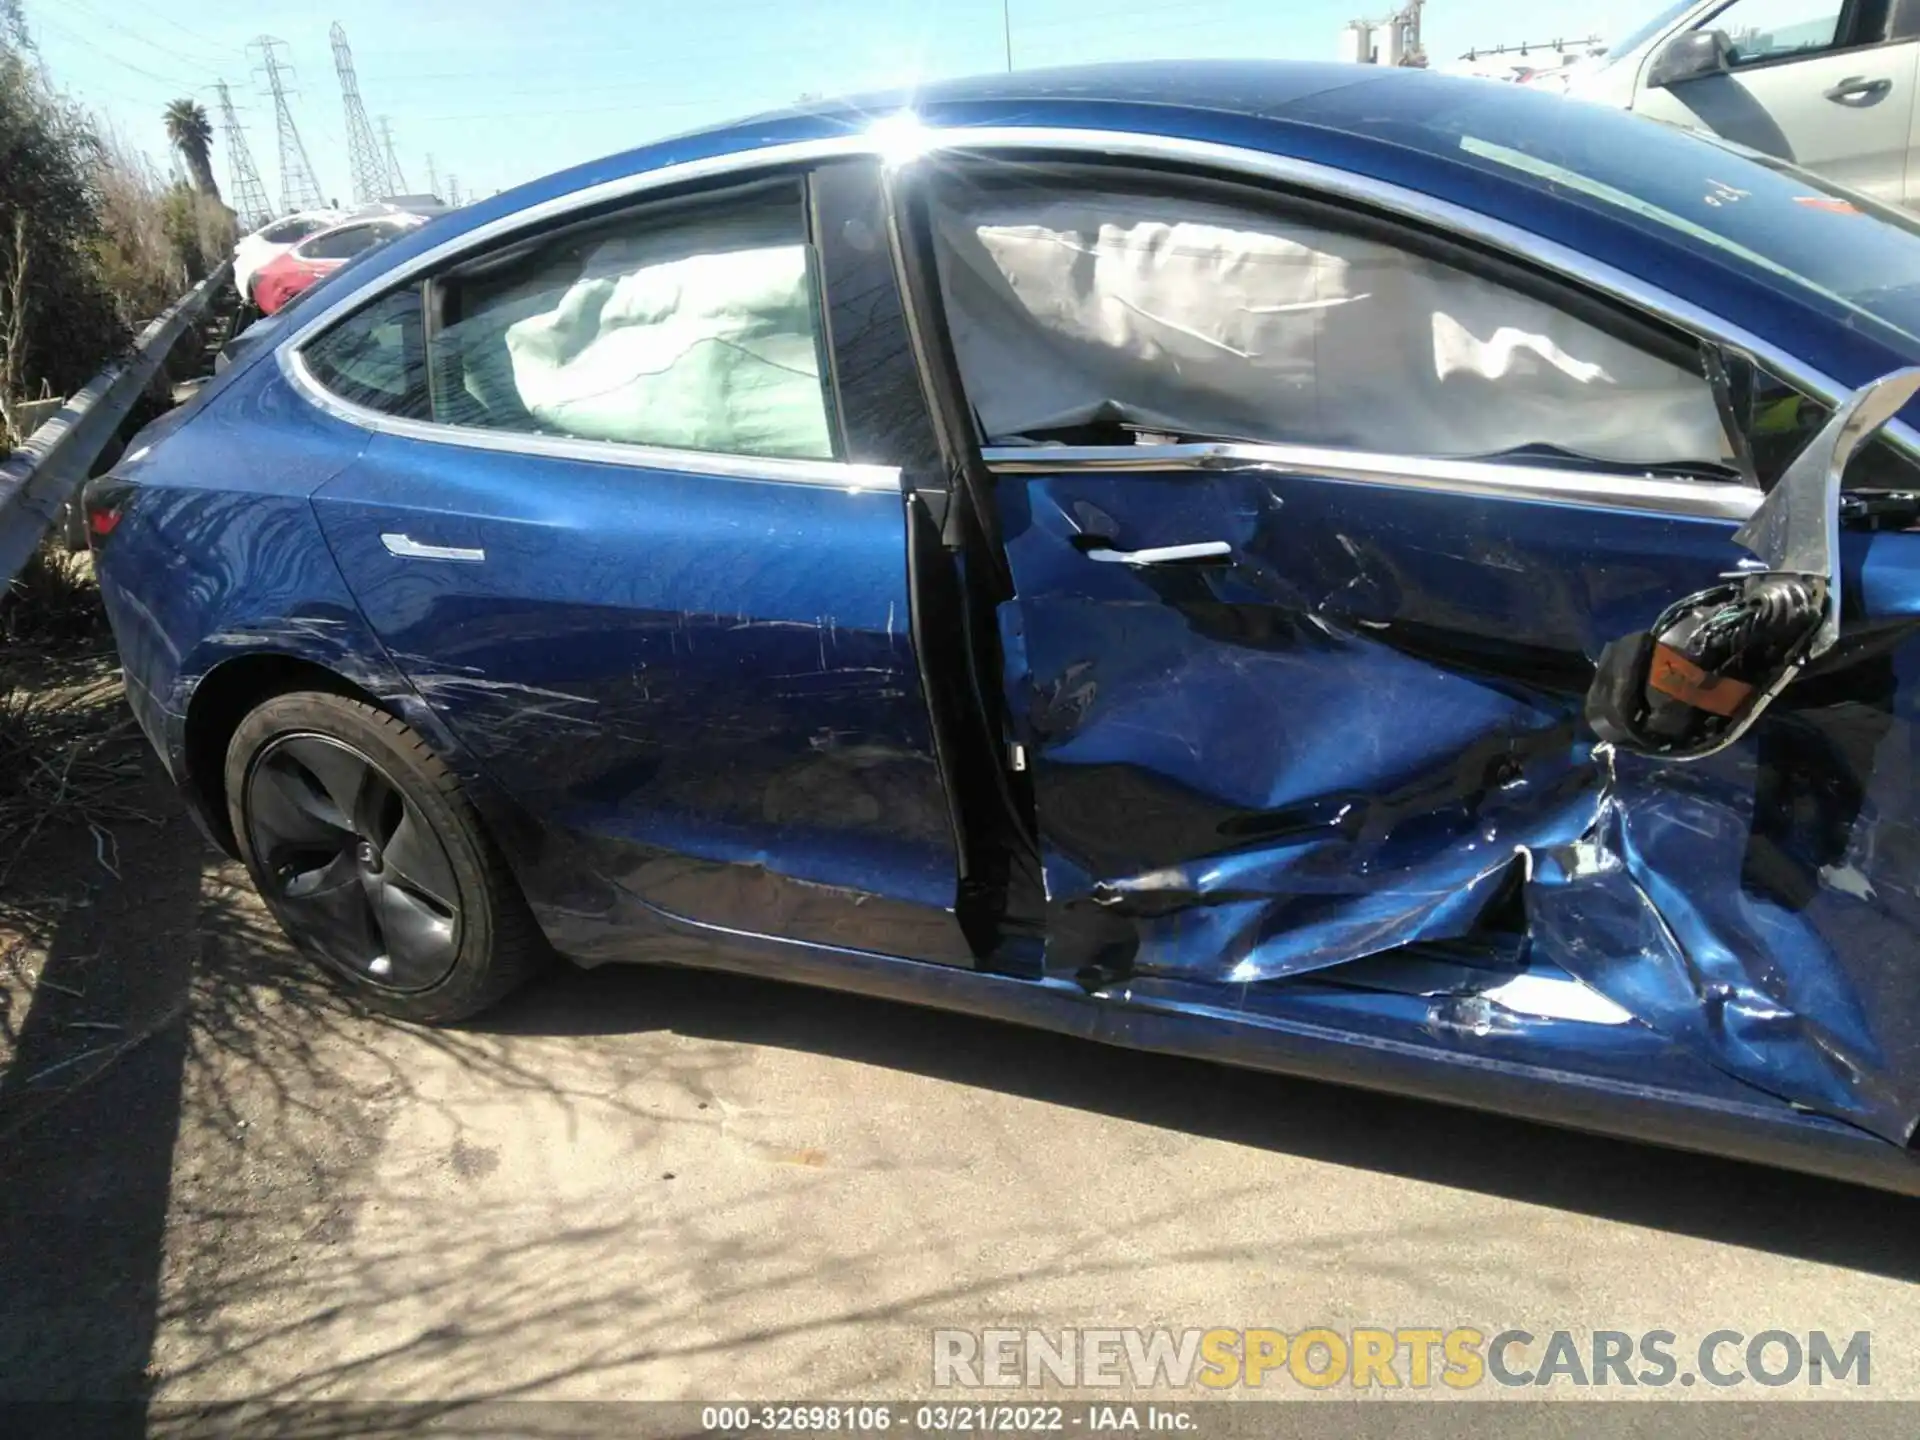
[225,690,547,1022]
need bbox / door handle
[1824,75,1891,104]
[1080,539,1233,566]
[380,533,485,562]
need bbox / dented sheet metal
[995,462,1920,1145]
[1527,741,1920,1143]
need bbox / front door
[1633,0,1920,201]
[298,171,971,964]
[917,159,1920,1143]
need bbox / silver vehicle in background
[1568,0,1920,203]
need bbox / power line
[250,36,325,213]
[25,12,206,88]
[352,69,915,102]
[344,3,915,85]
[348,0,1257,103]
[88,0,233,51]
[340,0,827,72]
[381,92,775,124]
[55,0,235,69]
[147,11,232,50]
[330,23,388,205]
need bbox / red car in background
[253,213,431,315]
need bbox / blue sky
[22,0,1654,205]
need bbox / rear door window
[425,182,835,461]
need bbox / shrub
[162,184,236,285]
[0,39,127,435]
[0,5,234,444]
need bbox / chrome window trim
[275,121,1920,475]
[281,348,900,492]
[983,442,1762,522]
[278,136,877,353]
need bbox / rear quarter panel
[96,359,391,788]
[95,357,612,926]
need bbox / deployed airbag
[932,183,1731,466]
[433,193,835,461]
[502,242,832,459]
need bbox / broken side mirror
[1648,28,1733,89]
[1586,367,1920,760]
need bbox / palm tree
[163,98,219,200]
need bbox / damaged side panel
[998,465,1920,1144]
[313,432,971,967]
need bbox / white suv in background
[1568,0,1920,203]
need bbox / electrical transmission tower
[330,23,387,204]
[424,153,440,203]
[214,80,273,230]
[377,116,408,195]
[250,36,326,214]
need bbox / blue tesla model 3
[88,61,1920,1194]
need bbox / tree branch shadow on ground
[0,761,200,1424]
[2,751,1917,1437]
[486,959,1920,1285]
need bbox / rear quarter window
[302,289,430,418]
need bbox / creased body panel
[997,462,1920,1143]
[1529,665,1920,1145]
[94,362,381,790]
[313,434,969,965]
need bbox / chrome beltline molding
[274,121,1920,483]
[984,441,1764,521]
[280,348,902,492]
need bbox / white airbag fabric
[496,237,831,460]
[932,187,1730,466]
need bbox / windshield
[1286,76,1920,352]
[1602,0,1699,62]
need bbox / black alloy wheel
[246,733,462,990]
[227,690,545,1022]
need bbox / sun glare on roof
[869,111,933,170]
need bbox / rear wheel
[225,691,545,1022]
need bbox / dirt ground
[4,605,1920,1428]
